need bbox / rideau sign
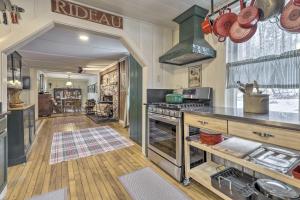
[51,0,123,29]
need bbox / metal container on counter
[243,94,269,114]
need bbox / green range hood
[159,5,216,66]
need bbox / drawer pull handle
[198,120,208,125]
[263,133,274,138]
[252,131,274,138]
[253,131,263,137]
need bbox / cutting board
[212,137,262,158]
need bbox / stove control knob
[169,110,174,117]
[164,109,170,115]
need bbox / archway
[0,19,148,154]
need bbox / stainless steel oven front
[147,112,183,180]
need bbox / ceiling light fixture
[79,34,89,41]
[66,74,73,87]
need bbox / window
[235,89,299,113]
[226,20,300,113]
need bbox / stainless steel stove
[148,103,205,118]
[147,87,212,182]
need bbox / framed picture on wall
[188,65,202,88]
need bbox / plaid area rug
[50,126,133,164]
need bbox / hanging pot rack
[0,0,25,25]
[208,0,246,17]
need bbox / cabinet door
[23,110,30,153]
[29,107,35,143]
[129,55,143,145]
[0,131,7,192]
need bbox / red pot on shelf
[292,165,300,179]
[200,131,223,145]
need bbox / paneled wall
[169,29,226,107]
[124,20,173,89]
[119,58,129,124]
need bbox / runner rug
[119,168,191,200]
[29,188,68,200]
[50,126,133,164]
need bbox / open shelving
[184,112,300,200]
[187,140,300,189]
[189,162,231,200]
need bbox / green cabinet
[129,55,143,145]
[7,105,35,166]
[0,116,7,194]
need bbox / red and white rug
[50,126,133,164]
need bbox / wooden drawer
[228,121,300,151]
[185,114,227,133]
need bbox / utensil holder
[243,94,269,114]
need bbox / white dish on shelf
[212,137,262,158]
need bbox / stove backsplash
[147,89,173,104]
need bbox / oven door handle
[148,113,180,126]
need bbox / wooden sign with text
[51,0,123,29]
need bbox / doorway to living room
[5,24,143,161]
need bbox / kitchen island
[183,107,300,200]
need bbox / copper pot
[213,8,238,42]
[202,16,213,34]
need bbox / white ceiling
[75,0,229,27]
[45,72,96,80]
[19,25,129,73]
[18,0,231,76]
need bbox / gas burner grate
[151,103,205,110]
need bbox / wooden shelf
[188,140,300,189]
[189,162,231,200]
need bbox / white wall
[12,67,39,120]
[31,69,39,120]
[87,76,99,100]
[125,20,174,89]
[169,29,226,107]
[0,0,175,154]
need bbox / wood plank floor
[7,115,220,200]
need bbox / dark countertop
[183,107,300,131]
[8,104,35,111]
